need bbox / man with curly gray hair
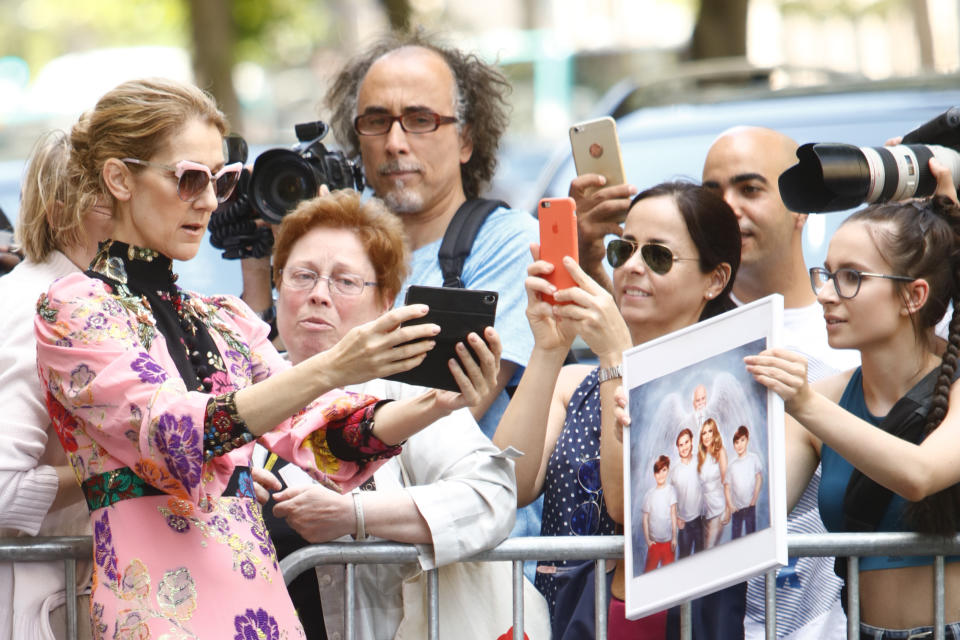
[325,31,538,441]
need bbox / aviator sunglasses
[606,238,699,274]
[122,158,243,203]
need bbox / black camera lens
[250,149,319,225]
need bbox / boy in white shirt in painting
[725,426,764,539]
[642,455,678,572]
[670,428,703,558]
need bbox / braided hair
[846,196,960,534]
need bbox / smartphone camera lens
[483,294,496,305]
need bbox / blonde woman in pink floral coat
[33,78,494,640]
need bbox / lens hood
[779,143,872,213]
[250,148,320,225]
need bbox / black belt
[81,466,252,511]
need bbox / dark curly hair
[845,196,960,534]
[325,29,512,200]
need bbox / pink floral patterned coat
[34,252,395,640]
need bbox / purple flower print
[85,312,109,332]
[165,514,190,533]
[69,364,95,394]
[234,608,280,640]
[154,414,202,490]
[239,558,257,580]
[93,512,119,585]
[210,514,230,535]
[131,352,168,384]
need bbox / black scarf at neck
[86,240,223,392]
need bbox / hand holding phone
[538,198,579,304]
[569,116,626,190]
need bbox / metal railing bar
[345,562,356,640]
[764,568,776,640]
[680,601,692,640]
[427,568,439,640]
[0,535,91,561]
[847,556,859,640]
[512,560,524,640]
[65,558,77,640]
[594,558,607,640]
[786,532,960,556]
[936,555,946,640]
[9,532,960,640]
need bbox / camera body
[250,121,365,224]
[779,107,960,213]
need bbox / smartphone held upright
[569,116,626,189]
[538,197,579,305]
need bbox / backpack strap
[437,198,508,288]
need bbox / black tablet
[385,285,499,391]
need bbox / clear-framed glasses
[606,238,699,274]
[353,109,458,136]
[570,457,604,536]
[809,266,915,299]
[122,158,242,203]
[280,267,377,297]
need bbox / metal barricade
[4,532,960,640]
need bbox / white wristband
[352,492,367,541]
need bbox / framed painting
[623,294,787,619]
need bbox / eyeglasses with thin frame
[280,267,378,297]
[606,238,699,274]
[353,109,458,136]
[570,457,604,536]
[122,158,242,203]
[809,266,915,299]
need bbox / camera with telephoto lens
[779,107,960,213]
[250,120,365,224]
[208,122,365,259]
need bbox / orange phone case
[538,197,579,304]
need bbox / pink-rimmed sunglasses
[122,158,242,203]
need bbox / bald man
[572,126,859,639]
[702,127,855,640]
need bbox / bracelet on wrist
[597,364,623,384]
[352,491,367,541]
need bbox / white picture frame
[623,294,787,620]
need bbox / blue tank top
[820,367,960,571]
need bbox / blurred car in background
[533,71,960,271]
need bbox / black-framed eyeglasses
[606,238,699,274]
[280,267,377,296]
[353,109,458,136]
[121,158,242,203]
[809,266,915,299]
[570,457,604,536]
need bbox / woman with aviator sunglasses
[744,196,960,638]
[32,78,457,638]
[494,181,740,638]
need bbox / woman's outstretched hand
[744,348,812,414]
[323,304,440,387]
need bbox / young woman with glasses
[494,181,741,639]
[31,78,465,638]
[746,196,960,638]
